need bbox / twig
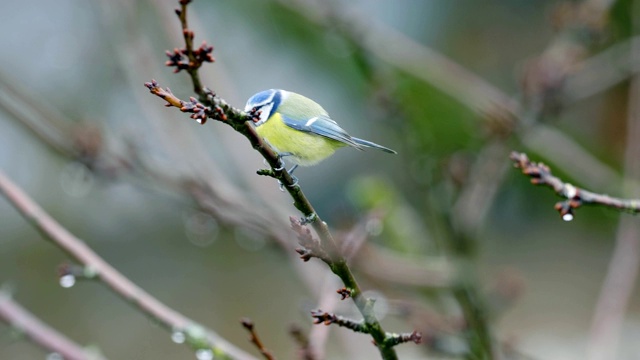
[382,331,423,347]
[304,213,381,359]
[173,0,212,95]
[519,124,620,192]
[310,310,368,334]
[510,151,640,220]
[240,318,276,360]
[0,170,256,360]
[0,291,105,360]
[310,310,423,348]
[289,325,315,360]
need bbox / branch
[310,311,421,349]
[0,292,105,360]
[173,0,213,94]
[145,3,424,358]
[240,318,276,360]
[289,325,315,360]
[510,151,640,220]
[310,310,368,334]
[0,170,256,360]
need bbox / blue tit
[244,89,396,174]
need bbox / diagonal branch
[0,292,106,360]
[0,170,256,360]
[145,2,423,359]
[240,318,276,360]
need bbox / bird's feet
[299,213,317,225]
[264,157,286,172]
[278,175,299,192]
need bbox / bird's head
[245,89,287,126]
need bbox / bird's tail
[351,137,397,154]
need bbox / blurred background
[1,0,639,359]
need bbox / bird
[244,89,396,179]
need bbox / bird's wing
[281,114,362,148]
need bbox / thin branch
[0,170,256,360]
[519,124,621,192]
[240,318,276,360]
[382,331,423,347]
[174,0,211,95]
[304,213,381,359]
[0,292,106,360]
[289,325,315,360]
[310,310,368,334]
[510,152,640,220]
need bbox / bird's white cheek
[256,103,273,125]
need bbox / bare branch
[0,292,106,360]
[0,170,256,360]
[289,325,315,360]
[510,151,640,220]
[290,217,331,264]
[240,318,276,360]
[310,310,368,334]
[382,331,423,347]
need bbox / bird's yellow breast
[256,112,346,166]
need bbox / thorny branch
[510,152,640,220]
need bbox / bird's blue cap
[246,89,277,109]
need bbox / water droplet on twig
[562,213,574,222]
[59,274,76,288]
[195,349,213,360]
[171,330,186,344]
